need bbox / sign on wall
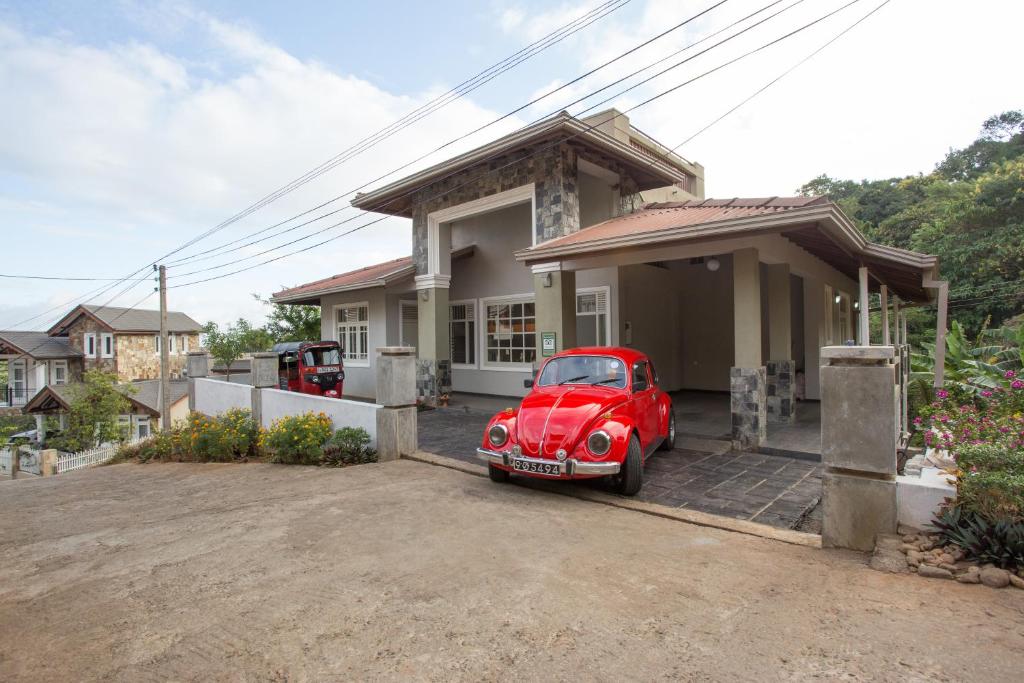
[541,332,556,357]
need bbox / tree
[57,370,133,451]
[203,319,271,379]
[254,294,321,342]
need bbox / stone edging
[404,450,821,549]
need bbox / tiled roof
[528,197,830,251]
[0,331,81,359]
[128,380,190,414]
[83,305,202,333]
[271,256,414,302]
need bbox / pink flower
[939,414,950,422]
[1006,370,1017,379]
[913,416,923,425]
[936,389,949,399]
[1012,379,1024,390]
[981,390,993,397]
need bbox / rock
[921,555,941,566]
[1010,574,1024,590]
[939,563,959,573]
[918,541,935,552]
[938,553,956,565]
[902,534,917,544]
[870,536,909,574]
[900,543,919,554]
[957,569,981,584]
[906,551,922,567]
[980,567,1011,588]
[917,565,954,580]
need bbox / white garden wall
[259,389,380,448]
[194,378,252,416]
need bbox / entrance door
[400,300,418,350]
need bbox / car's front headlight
[488,424,509,447]
[587,429,611,456]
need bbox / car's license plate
[512,459,561,475]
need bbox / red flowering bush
[916,376,1024,454]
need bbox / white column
[880,285,889,346]
[858,266,870,346]
[733,248,762,368]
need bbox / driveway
[1,462,1022,680]
[419,406,822,530]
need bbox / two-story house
[271,108,941,450]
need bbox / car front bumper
[475,448,620,476]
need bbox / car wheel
[658,409,676,451]
[614,434,643,496]
[488,463,511,483]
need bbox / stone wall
[766,359,795,423]
[730,366,766,450]
[65,317,116,375]
[115,334,196,381]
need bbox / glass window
[53,361,67,385]
[575,288,610,347]
[537,355,627,388]
[302,346,341,367]
[154,335,161,353]
[336,304,369,363]
[84,333,96,358]
[450,302,475,365]
[484,298,535,365]
[632,362,650,392]
[181,335,188,353]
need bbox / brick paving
[418,406,822,530]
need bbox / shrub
[182,409,259,462]
[261,412,332,465]
[934,506,1024,569]
[322,427,377,467]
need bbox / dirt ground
[1,461,1023,681]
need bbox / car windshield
[302,346,341,367]
[536,355,627,388]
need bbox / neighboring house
[0,331,82,408]
[22,379,190,442]
[47,304,202,382]
[271,108,942,450]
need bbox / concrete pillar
[250,352,278,426]
[858,266,870,345]
[375,347,418,462]
[880,285,890,346]
[186,351,208,413]
[765,264,795,424]
[40,449,57,477]
[533,264,576,359]
[731,248,765,450]
[413,280,451,405]
[820,346,898,551]
[9,447,19,479]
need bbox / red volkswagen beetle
[476,347,675,495]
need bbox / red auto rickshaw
[273,341,345,398]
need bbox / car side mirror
[523,379,534,389]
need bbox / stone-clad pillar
[533,263,576,360]
[375,347,418,462]
[249,352,278,428]
[731,248,765,450]
[766,263,795,424]
[414,278,451,405]
[820,346,898,551]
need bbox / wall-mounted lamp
[420,289,430,302]
[834,294,842,304]
[541,272,553,288]
[853,300,860,310]
[705,256,720,272]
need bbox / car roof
[552,346,649,365]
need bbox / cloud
[0,7,523,328]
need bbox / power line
[169,0,869,291]
[164,0,734,269]
[0,274,149,282]
[166,0,797,280]
[0,2,628,327]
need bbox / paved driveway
[419,406,821,529]
[1,462,1021,681]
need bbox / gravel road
[1,460,1022,681]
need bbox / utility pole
[158,264,170,431]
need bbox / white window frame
[399,300,418,348]
[83,332,97,358]
[52,360,68,385]
[479,293,537,372]
[575,286,612,347]
[180,334,189,354]
[333,302,370,367]
[100,332,114,358]
[135,415,150,440]
[449,298,477,369]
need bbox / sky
[0,0,1020,330]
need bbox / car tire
[658,410,676,451]
[488,463,511,483]
[614,434,643,496]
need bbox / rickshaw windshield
[302,347,341,367]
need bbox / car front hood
[515,386,627,458]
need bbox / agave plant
[934,506,1024,569]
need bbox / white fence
[57,443,120,474]
[260,389,381,448]
[194,377,252,416]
